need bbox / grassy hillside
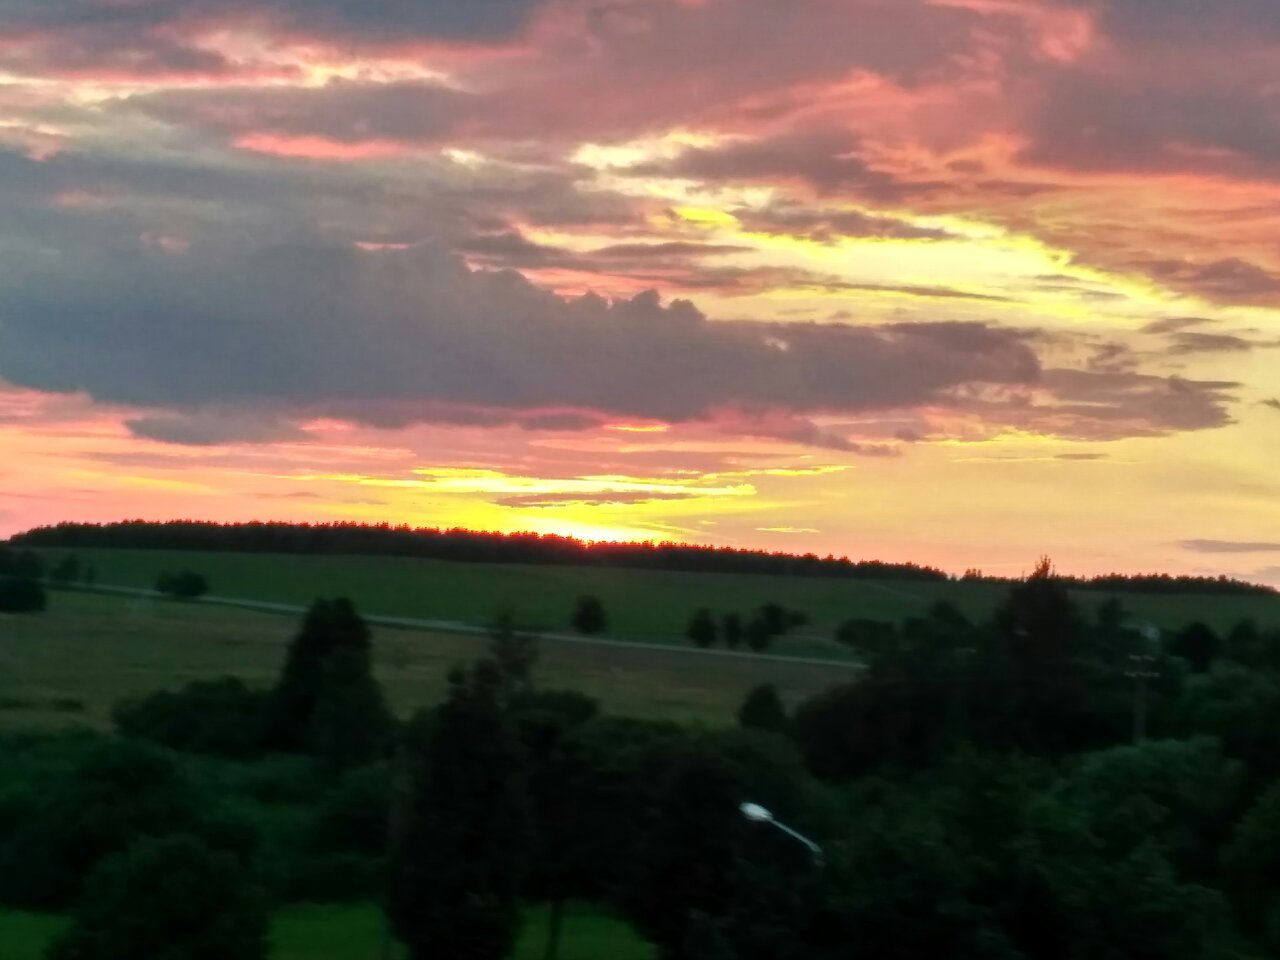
[34,546,1280,637]
[0,901,654,960]
[0,591,848,730]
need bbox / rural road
[73,583,864,671]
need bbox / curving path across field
[73,583,864,671]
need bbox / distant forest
[11,520,1276,595]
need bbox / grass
[0,591,849,730]
[36,547,1280,640]
[0,901,654,960]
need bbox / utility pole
[1126,623,1161,743]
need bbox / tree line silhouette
[12,521,1275,594]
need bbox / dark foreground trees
[263,598,390,767]
[390,664,531,960]
[0,740,208,909]
[48,834,267,960]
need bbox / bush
[155,570,209,600]
[738,684,788,733]
[50,555,82,585]
[687,608,718,648]
[834,618,897,654]
[113,678,269,758]
[48,834,268,960]
[570,595,607,635]
[0,576,46,613]
[0,739,206,909]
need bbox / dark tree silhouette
[687,608,718,648]
[746,616,773,652]
[622,745,744,957]
[47,834,267,960]
[308,645,392,772]
[0,740,205,909]
[0,576,46,613]
[11,520,956,583]
[490,612,539,696]
[263,598,374,752]
[1170,622,1221,674]
[760,602,787,636]
[155,570,208,601]
[50,555,81,585]
[113,677,269,758]
[738,684,788,732]
[722,613,744,650]
[570,595,607,635]
[390,665,531,960]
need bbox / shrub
[0,576,46,613]
[155,570,209,600]
[738,684,788,733]
[687,608,718,648]
[0,740,206,909]
[113,678,269,758]
[570,595,608,635]
[48,834,268,960]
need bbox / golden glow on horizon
[4,0,1280,586]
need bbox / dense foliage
[570,595,607,635]
[263,598,390,766]
[154,570,210,600]
[0,545,47,612]
[5,559,1280,959]
[47,834,268,960]
[389,664,531,960]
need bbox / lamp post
[740,802,823,866]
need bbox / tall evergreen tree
[264,598,373,752]
[390,665,531,960]
[490,612,539,696]
[622,745,744,958]
[309,645,392,772]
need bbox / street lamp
[740,802,823,865]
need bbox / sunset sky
[1,0,1278,580]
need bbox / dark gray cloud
[1142,317,1215,335]
[458,232,1004,300]
[733,202,954,243]
[1134,258,1280,305]
[1180,539,1280,554]
[125,411,310,446]
[1081,0,1280,45]
[132,80,474,147]
[0,0,548,78]
[949,368,1236,441]
[1163,332,1256,355]
[631,129,933,202]
[0,240,1044,437]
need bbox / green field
[0,591,849,729]
[35,547,1280,637]
[0,901,653,960]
